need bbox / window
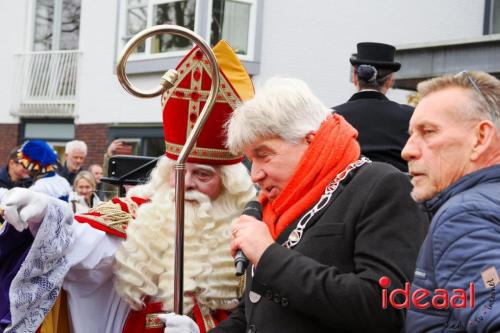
[151,0,196,53]
[33,0,81,51]
[123,0,198,58]
[126,0,147,53]
[23,122,75,140]
[120,0,258,61]
[125,0,197,56]
[210,0,254,56]
[485,0,500,34]
[143,137,165,156]
[21,119,75,160]
[493,0,500,33]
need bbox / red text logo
[379,276,475,310]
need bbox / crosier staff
[115,25,221,315]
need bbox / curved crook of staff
[116,25,221,315]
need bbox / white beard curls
[114,187,241,314]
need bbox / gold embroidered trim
[186,62,203,138]
[145,314,165,329]
[199,305,216,331]
[161,48,241,111]
[144,311,198,330]
[166,87,229,103]
[237,274,246,298]
[165,142,242,161]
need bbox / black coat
[333,91,413,172]
[56,162,79,186]
[211,162,429,333]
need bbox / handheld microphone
[234,200,262,276]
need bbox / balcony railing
[11,50,81,118]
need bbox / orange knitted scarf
[260,114,360,240]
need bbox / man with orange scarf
[207,77,429,332]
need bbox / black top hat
[350,42,401,72]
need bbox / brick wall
[0,123,110,169]
[0,124,20,165]
[75,123,109,168]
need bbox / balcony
[10,50,81,118]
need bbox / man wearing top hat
[0,41,256,333]
[333,42,413,172]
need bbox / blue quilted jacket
[405,165,500,332]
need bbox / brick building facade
[75,124,109,168]
[0,124,21,166]
[0,123,109,170]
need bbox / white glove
[158,313,200,333]
[0,187,8,201]
[1,187,49,233]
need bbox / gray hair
[225,77,330,154]
[65,140,88,155]
[417,71,500,132]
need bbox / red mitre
[161,40,254,165]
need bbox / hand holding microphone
[232,200,273,276]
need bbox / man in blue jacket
[403,71,500,332]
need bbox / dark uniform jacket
[333,91,413,172]
[211,162,429,333]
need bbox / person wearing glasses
[403,71,500,332]
[333,42,413,172]
[0,147,32,196]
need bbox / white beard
[114,187,241,314]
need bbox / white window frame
[122,0,148,49]
[118,0,258,62]
[205,0,257,61]
[119,0,202,61]
[28,0,81,51]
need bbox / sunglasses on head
[455,71,497,123]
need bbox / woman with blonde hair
[70,170,101,213]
